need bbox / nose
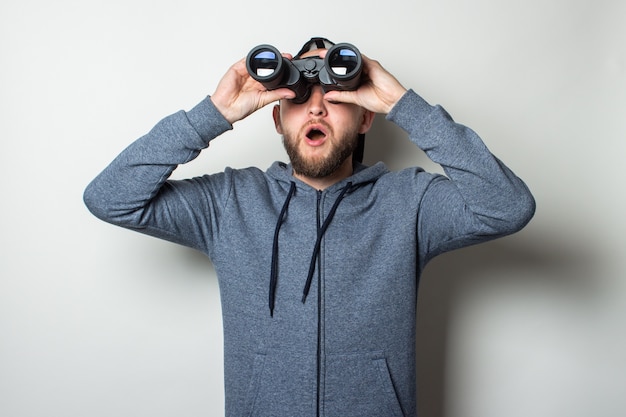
[306,86,327,117]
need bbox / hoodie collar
[266,161,389,193]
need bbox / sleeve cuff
[185,96,233,145]
[385,89,436,135]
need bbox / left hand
[322,52,407,115]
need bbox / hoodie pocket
[324,352,405,417]
[244,350,317,417]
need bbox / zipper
[315,190,323,417]
[312,184,351,416]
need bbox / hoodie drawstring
[269,181,353,316]
[301,182,352,304]
[269,181,296,317]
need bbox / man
[84,37,535,417]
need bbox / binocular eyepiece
[246,42,363,104]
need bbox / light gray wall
[1,0,624,416]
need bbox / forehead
[298,48,327,59]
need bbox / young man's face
[272,50,374,181]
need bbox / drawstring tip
[301,294,307,304]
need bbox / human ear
[272,104,283,134]
[358,110,376,134]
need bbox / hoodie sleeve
[83,97,233,252]
[386,90,535,264]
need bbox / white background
[1,0,625,416]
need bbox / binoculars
[246,42,363,103]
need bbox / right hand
[210,56,296,124]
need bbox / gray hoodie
[84,89,535,416]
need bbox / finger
[323,90,358,105]
[230,57,249,75]
[262,88,296,105]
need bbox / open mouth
[305,124,328,144]
[306,128,326,140]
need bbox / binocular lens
[253,51,278,77]
[328,48,359,76]
[248,46,282,80]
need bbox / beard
[282,123,359,179]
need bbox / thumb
[265,87,297,103]
[323,89,358,105]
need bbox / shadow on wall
[414,232,600,417]
[363,113,442,173]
